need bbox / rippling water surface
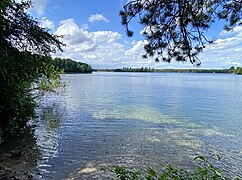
[2,72,242,179]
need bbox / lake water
[1,72,242,179]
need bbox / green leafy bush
[105,155,239,180]
[0,0,63,135]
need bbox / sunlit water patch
[1,72,242,179]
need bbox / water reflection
[55,73,242,178]
[34,98,66,176]
[0,97,66,177]
[2,73,242,179]
[38,103,63,131]
[94,103,241,177]
[0,128,40,174]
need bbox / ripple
[6,72,241,179]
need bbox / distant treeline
[52,58,92,73]
[95,66,242,74]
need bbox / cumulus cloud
[88,14,110,23]
[198,34,242,68]
[53,17,242,69]
[53,18,158,68]
[198,23,242,68]
[31,0,49,16]
[13,0,242,68]
[14,0,49,16]
[54,18,126,67]
[124,40,147,56]
[55,18,95,52]
[219,26,242,37]
[207,37,242,51]
[225,61,241,66]
[40,17,55,30]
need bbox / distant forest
[95,66,242,74]
[52,58,92,73]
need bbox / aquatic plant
[104,155,239,180]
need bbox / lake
[1,72,242,179]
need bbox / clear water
[1,72,242,179]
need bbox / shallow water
[1,72,242,179]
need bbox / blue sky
[16,0,242,69]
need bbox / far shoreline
[92,67,241,74]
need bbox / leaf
[173,176,180,180]
[194,156,206,162]
[214,169,222,177]
[216,154,222,161]
[147,167,157,177]
[195,166,203,173]
[158,174,167,180]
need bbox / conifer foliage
[120,0,242,65]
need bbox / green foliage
[228,66,235,74]
[112,166,140,180]
[52,58,93,73]
[227,66,242,75]
[38,63,65,92]
[0,0,63,135]
[108,155,238,180]
[120,0,242,65]
[234,67,242,75]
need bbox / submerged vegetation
[107,156,238,180]
[1,0,242,178]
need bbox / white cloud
[55,18,95,52]
[175,23,239,68]
[52,5,60,10]
[88,14,110,23]
[14,0,49,16]
[225,61,241,66]
[93,31,121,43]
[219,26,242,37]
[198,35,242,68]
[124,40,147,56]
[30,0,49,16]
[140,25,160,36]
[13,0,242,68]
[207,37,242,51]
[40,17,55,30]
[53,18,242,69]
[54,18,155,68]
[14,0,26,3]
